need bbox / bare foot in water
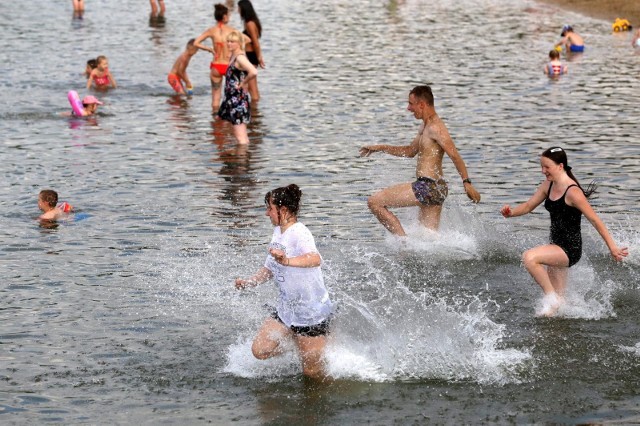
[536,292,564,317]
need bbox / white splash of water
[618,342,640,356]
[549,260,619,320]
[222,338,300,380]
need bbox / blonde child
[87,55,117,89]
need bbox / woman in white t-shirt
[235,184,333,379]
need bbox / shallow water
[1,0,640,423]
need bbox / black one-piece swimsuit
[544,182,583,266]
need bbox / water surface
[1,0,640,423]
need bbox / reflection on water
[1,0,639,424]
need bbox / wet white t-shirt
[264,222,333,327]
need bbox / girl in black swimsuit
[500,147,628,317]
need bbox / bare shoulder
[424,115,452,141]
[565,183,587,201]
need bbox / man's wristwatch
[462,178,472,184]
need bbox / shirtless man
[556,25,584,53]
[359,85,481,236]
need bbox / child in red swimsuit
[87,55,117,89]
[168,39,198,95]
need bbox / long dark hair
[265,184,302,216]
[541,147,596,198]
[238,0,262,37]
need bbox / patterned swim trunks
[411,177,448,205]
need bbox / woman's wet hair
[238,0,262,37]
[265,184,302,215]
[541,147,596,198]
[214,3,228,21]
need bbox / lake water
[1,0,640,423]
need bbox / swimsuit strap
[562,184,578,198]
[547,182,579,201]
[214,22,225,46]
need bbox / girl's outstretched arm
[566,187,629,261]
[501,181,549,218]
[235,267,272,289]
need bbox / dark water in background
[1,0,640,423]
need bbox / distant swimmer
[360,85,481,236]
[87,55,117,90]
[66,93,103,117]
[556,25,584,53]
[38,190,74,222]
[168,39,198,95]
[500,147,628,317]
[544,49,568,76]
[235,184,333,380]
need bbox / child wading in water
[544,49,567,76]
[500,147,628,317]
[168,39,198,95]
[87,55,117,89]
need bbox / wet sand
[538,0,640,29]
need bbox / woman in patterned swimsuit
[500,147,628,317]
[217,31,257,145]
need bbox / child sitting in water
[84,58,97,79]
[87,55,117,89]
[67,95,103,117]
[168,39,198,95]
[38,190,74,222]
[544,50,568,76]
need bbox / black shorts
[246,51,260,66]
[270,310,330,337]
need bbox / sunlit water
[1,0,640,423]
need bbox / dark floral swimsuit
[217,54,250,125]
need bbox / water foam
[220,242,531,385]
[549,260,619,320]
[618,342,640,357]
